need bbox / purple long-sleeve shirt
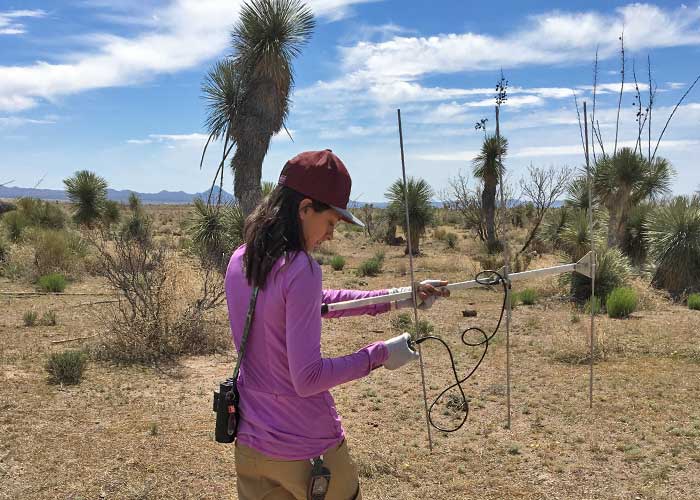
[225,245,391,460]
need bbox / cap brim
[331,205,365,227]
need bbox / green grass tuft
[606,287,638,319]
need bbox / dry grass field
[2,204,700,499]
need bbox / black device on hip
[213,287,259,444]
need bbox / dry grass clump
[548,328,624,364]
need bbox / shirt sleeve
[321,288,392,318]
[284,260,388,398]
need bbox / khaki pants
[234,440,362,500]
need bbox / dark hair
[243,185,330,289]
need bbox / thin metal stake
[584,102,596,409]
[397,109,433,452]
[496,106,512,429]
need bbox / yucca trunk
[231,139,267,217]
[482,175,498,252]
[405,230,421,255]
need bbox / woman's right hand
[383,333,419,370]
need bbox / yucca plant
[385,177,434,255]
[593,148,673,247]
[473,134,508,253]
[645,195,700,296]
[559,209,606,261]
[102,200,122,227]
[188,198,244,274]
[261,181,277,199]
[565,174,597,211]
[622,202,652,266]
[202,0,315,216]
[564,246,632,303]
[63,170,108,227]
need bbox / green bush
[606,287,638,318]
[330,255,346,271]
[445,232,458,249]
[45,350,88,385]
[518,288,537,305]
[17,198,67,230]
[390,312,413,332]
[688,293,700,311]
[23,310,38,327]
[357,257,382,277]
[37,273,67,292]
[0,236,8,263]
[2,210,29,242]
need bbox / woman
[225,150,448,499]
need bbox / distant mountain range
[0,185,235,204]
[0,185,561,208]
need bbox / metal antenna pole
[584,102,596,409]
[397,109,433,452]
[496,105,512,429]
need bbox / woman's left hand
[392,279,450,310]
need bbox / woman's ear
[298,198,312,220]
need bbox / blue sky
[1,1,700,202]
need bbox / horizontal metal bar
[323,251,593,313]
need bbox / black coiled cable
[413,269,508,433]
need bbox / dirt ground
[1,206,699,499]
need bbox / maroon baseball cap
[278,149,365,227]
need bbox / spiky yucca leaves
[261,180,277,198]
[202,0,315,216]
[594,148,673,247]
[646,195,700,296]
[559,209,606,261]
[622,202,652,266]
[565,174,597,211]
[386,177,433,255]
[473,134,508,253]
[540,207,571,251]
[102,200,121,227]
[564,246,632,303]
[63,171,108,227]
[188,199,245,274]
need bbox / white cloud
[0,116,55,127]
[0,0,382,112]
[0,9,46,36]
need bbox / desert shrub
[357,257,382,277]
[41,310,58,326]
[32,229,85,277]
[23,310,38,326]
[518,288,537,305]
[63,170,108,226]
[45,350,88,385]
[17,198,67,230]
[564,247,631,304]
[2,210,29,242]
[445,232,458,249]
[606,287,637,318]
[37,273,67,292]
[549,329,623,364]
[433,228,447,241]
[412,318,434,337]
[330,255,346,271]
[374,249,385,263]
[89,225,229,365]
[688,293,700,311]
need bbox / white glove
[383,332,419,370]
[390,279,449,310]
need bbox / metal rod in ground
[397,108,433,452]
[496,105,512,429]
[584,102,596,409]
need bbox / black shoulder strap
[232,286,259,381]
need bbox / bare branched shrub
[88,221,228,365]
